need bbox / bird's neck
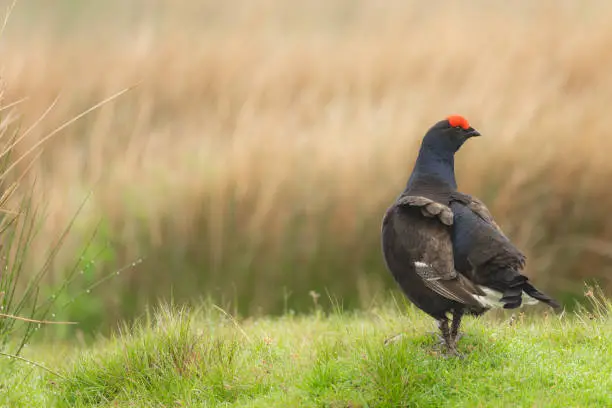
[405,145,457,193]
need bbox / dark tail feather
[500,277,526,309]
[522,282,561,310]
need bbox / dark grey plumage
[381,116,560,356]
[450,191,560,310]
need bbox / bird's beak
[465,127,481,137]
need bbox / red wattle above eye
[447,115,470,130]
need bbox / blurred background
[1,0,611,337]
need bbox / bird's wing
[385,196,486,306]
[395,194,454,226]
[449,191,526,273]
[412,260,487,306]
[449,191,505,235]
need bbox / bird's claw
[442,346,465,359]
[431,339,465,359]
[428,331,465,346]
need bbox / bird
[381,115,560,356]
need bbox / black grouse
[381,115,560,356]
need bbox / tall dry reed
[1,0,612,330]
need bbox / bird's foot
[428,331,465,346]
[384,333,406,346]
[431,339,465,359]
[442,345,465,359]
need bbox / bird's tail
[496,276,561,311]
[476,264,562,310]
[498,278,526,309]
[522,282,561,310]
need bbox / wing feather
[396,195,454,226]
[386,196,487,307]
[414,262,486,305]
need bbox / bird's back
[450,199,525,278]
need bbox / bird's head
[420,115,481,155]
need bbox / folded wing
[449,192,560,310]
[382,195,487,308]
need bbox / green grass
[2,296,611,408]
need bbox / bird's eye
[454,126,462,130]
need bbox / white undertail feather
[521,293,539,305]
[473,287,505,308]
[474,286,539,308]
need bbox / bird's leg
[438,317,463,358]
[438,318,453,349]
[450,309,464,346]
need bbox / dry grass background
[1,0,612,331]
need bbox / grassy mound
[3,296,611,407]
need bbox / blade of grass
[0,85,138,179]
[0,312,76,325]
